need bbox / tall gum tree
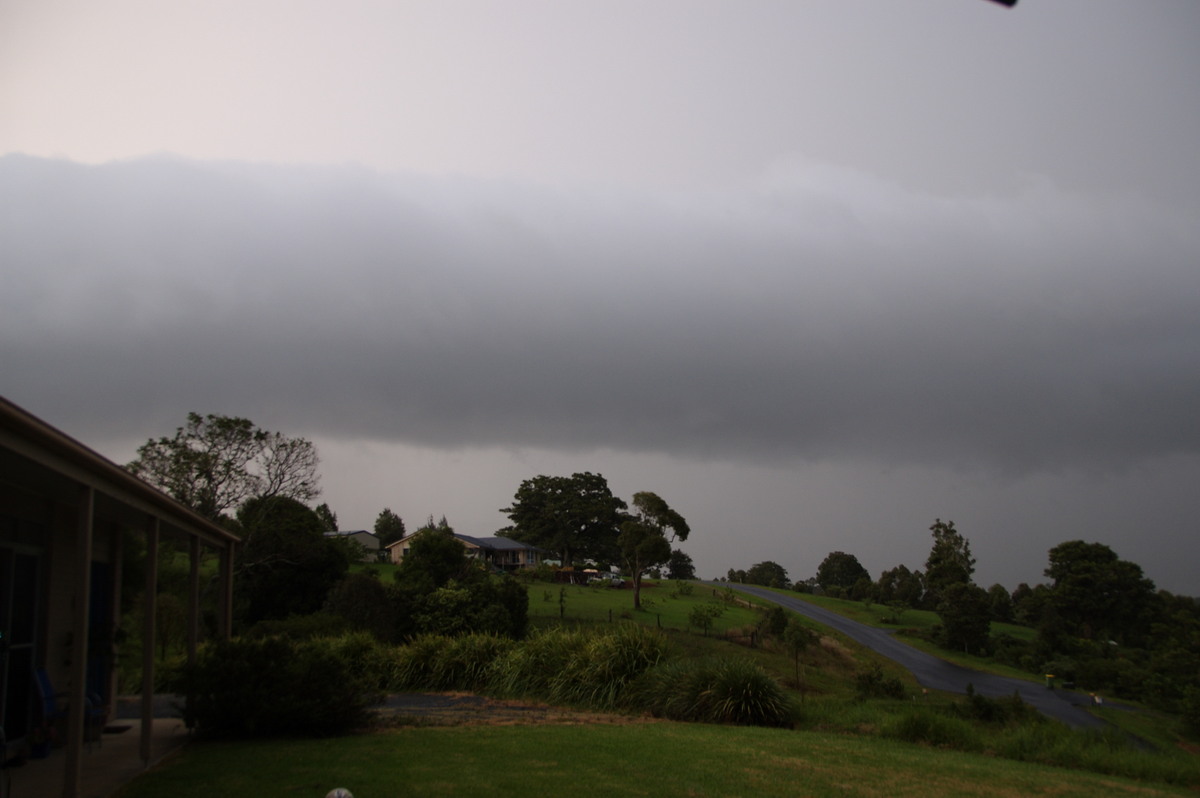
[619,491,689,610]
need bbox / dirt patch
[372,692,656,728]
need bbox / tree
[234,495,350,629]
[395,518,471,594]
[325,571,395,641]
[987,583,1013,622]
[1043,540,1156,645]
[783,619,818,696]
[501,473,627,565]
[314,503,338,531]
[374,508,407,547]
[815,551,869,591]
[127,412,319,523]
[875,564,924,608]
[391,518,528,639]
[745,561,790,589]
[619,491,690,610]
[689,603,724,637]
[936,582,992,654]
[667,549,696,580]
[924,519,975,604]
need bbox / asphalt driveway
[721,583,1107,729]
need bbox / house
[0,396,239,798]
[386,531,546,572]
[323,529,380,562]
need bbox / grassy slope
[118,723,1198,798]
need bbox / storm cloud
[4,155,1198,475]
[4,1,1199,594]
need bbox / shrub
[855,664,906,700]
[490,627,588,698]
[176,635,375,737]
[244,611,348,640]
[548,624,668,708]
[631,657,793,727]
[391,634,449,690]
[884,709,982,750]
[430,633,516,691]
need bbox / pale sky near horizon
[3,1,1199,594]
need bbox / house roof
[384,531,544,552]
[324,529,378,540]
[0,394,239,548]
[455,533,543,552]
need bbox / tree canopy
[500,472,627,565]
[924,518,975,603]
[1044,540,1156,644]
[745,560,790,589]
[667,549,697,580]
[234,495,350,630]
[127,411,320,523]
[619,491,689,609]
[374,507,407,547]
[815,551,869,591]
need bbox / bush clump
[547,623,668,708]
[883,708,982,750]
[855,664,906,700]
[176,634,378,737]
[631,657,793,727]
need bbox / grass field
[116,721,1198,798]
[135,570,1194,794]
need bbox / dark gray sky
[3,1,1198,593]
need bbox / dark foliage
[177,635,377,737]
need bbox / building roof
[384,531,544,552]
[0,394,239,548]
[324,529,378,540]
[455,533,543,552]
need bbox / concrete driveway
[721,582,1107,729]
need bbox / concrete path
[722,582,1107,729]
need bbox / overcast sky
[3,1,1198,594]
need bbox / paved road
[722,583,1106,729]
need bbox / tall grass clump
[547,623,668,708]
[490,627,590,698]
[631,657,793,727]
[995,724,1200,787]
[433,633,516,691]
[882,708,983,751]
[390,633,514,691]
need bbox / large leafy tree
[936,582,993,654]
[500,472,627,565]
[395,518,472,594]
[815,551,869,591]
[745,561,790,589]
[619,491,689,610]
[234,495,350,630]
[666,549,696,580]
[127,412,319,523]
[875,564,924,608]
[392,520,528,639]
[923,518,975,604]
[374,507,407,547]
[1044,540,1156,645]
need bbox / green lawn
[117,722,1197,798]
[526,579,762,635]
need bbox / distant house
[324,529,380,562]
[386,531,546,572]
